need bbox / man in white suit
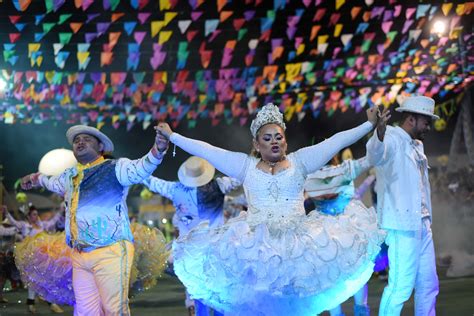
[367,96,439,316]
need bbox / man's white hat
[395,96,439,119]
[66,125,114,152]
[178,156,215,187]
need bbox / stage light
[38,148,77,176]
[432,20,447,36]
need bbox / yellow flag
[396,70,407,78]
[381,97,391,108]
[317,35,329,45]
[68,73,77,85]
[61,94,71,105]
[335,0,345,10]
[441,3,453,16]
[296,92,307,112]
[449,27,463,40]
[151,21,165,38]
[77,51,90,64]
[28,43,41,57]
[45,71,55,84]
[29,85,35,98]
[278,82,287,93]
[159,31,173,45]
[4,112,14,124]
[334,24,343,37]
[36,55,43,67]
[296,43,305,55]
[284,105,295,122]
[413,55,420,65]
[164,12,177,26]
[455,4,465,15]
[159,0,170,10]
[285,63,302,83]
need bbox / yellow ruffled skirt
[14,223,170,305]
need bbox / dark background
[0,98,462,191]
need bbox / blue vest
[67,160,133,251]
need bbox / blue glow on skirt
[313,194,352,215]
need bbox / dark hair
[330,154,341,166]
[250,148,261,158]
[27,204,38,216]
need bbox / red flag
[9,16,22,24]
[9,33,21,43]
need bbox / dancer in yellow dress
[12,220,169,307]
[2,204,64,314]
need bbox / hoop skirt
[173,155,385,315]
[14,223,169,305]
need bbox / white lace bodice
[169,121,374,222]
[243,155,306,222]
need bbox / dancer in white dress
[155,103,388,315]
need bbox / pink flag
[134,32,146,45]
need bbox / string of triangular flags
[0,0,472,129]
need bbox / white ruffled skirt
[173,200,385,315]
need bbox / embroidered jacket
[38,150,164,251]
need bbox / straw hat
[178,156,215,187]
[395,96,439,119]
[66,125,114,152]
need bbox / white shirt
[367,126,432,231]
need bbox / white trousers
[72,241,134,316]
[379,219,439,316]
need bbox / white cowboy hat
[178,156,215,187]
[395,96,439,119]
[66,125,114,153]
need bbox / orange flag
[220,11,233,22]
[101,52,113,66]
[310,25,320,41]
[111,13,125,22]
[217,0,226,12]
[70,22,83,34]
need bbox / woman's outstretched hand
[366,106,378,126]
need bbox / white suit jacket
[366,126,432,231]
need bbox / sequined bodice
[243,155,306,222]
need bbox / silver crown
[250,103,286,138]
